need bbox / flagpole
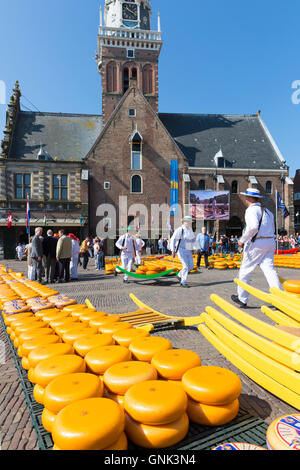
[275,190,279,252]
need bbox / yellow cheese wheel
[283,280,300,294]
[17,327,54,345]
[27,343,74,369]
[14,321,47,337]
[112,327,150,347]
[34,308,61,318]
[19,334,61,358]
[32,355,86,388]
[4,311,33,326]
[54,320,80,336]
[73,334,114,357]
[10,317,42,331]
[85,345,131,375]
[103,389,125,409]
[187,398,239,426]
[129,337,173,362]
[89,315,120,329]
[103,432,128,450]
[104,361,158,395]
[124,380,188,425]
[62,304,90,313]
[43,373,103,414]
[42,407,56,433]
[61,327,98,345]
[182,366,242,405]
[51,398,125,450]
[70,308,98,319]
[266,414,300,450]
[125,412,189,448]
[33,383,46,404]
[79,311,107,325]
[42,311,70,324]
[151,349,202,380]
[98,321,132,335]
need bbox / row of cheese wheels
[3,295,242,450]
[274,254,300,269]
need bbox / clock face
[122,2,138,21]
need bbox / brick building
[0,0,294,258]
[294,169,300,232]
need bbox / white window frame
[104,182,111,190]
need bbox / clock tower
[97,0,163,123]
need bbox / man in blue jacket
[196,227,211,270]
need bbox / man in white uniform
[115,226,138,283]
[231,188,281,308]
[170,216,196,288]
[135,233,145,266]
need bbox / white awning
[249,176,258,184]
[216,175,224,183]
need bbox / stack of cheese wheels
[182,366,241,427]
[212,443,266,450]
[112,327,150,347]
[51,398,127,450]
[85,345,131,376]
[22,343,74,371]
[29,355,86,405]
[73,334,115,357]
[42,373,104,433]
[124,380,189,448]
[266,414,300,450]
[129,336,172,362]
[151,349,202,382]
[103,361,158,408]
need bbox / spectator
[16,243,25,261]
[43,229,58,284]
[80,237,91,270]
[31,227,44,283]
[196,227,211,270]
[25,237,33,280]
[94,237,105,271]
[56,229,72,283]
[158,236,164,255]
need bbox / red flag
[7,211,13,228]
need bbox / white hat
[240,188,264,198]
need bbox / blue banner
[277,191,289,218]
[170,160,178,215]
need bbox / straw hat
[240,188,264,198]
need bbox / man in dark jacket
[31,227,43,283]
[43,229,58,283]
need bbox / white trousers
[27,265,34,281]
[237,239,281,304]
[70,255,79,279]
[135,251,142,266]
[121,253,134,281]
[177,248,194,285]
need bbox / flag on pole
[7,211,13,228]
[276,191,289,218]
[214,149,223,166]
[167,220,173,235]
[26,195,30,234]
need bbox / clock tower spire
[97,1,163,124]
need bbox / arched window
[231,180,238,194]
[198,180,205,191]
[266,181,272,194]
[107,62,117,93]
[123,67,129,94]
[143,64,153,95]
[131,175,142,194]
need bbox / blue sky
[0,0,299,175]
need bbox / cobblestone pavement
[1,259,299,450]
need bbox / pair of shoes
[231,295,247,309]
[114,270,118,277]
[123,279,129,284]
[180,283,189,288]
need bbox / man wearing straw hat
[115,226,139,283]
[231,187,281,308]
[170,216,196,288]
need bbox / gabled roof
[9,111,102,162]
[159,113,285,170]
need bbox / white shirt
[170,225,196,252]
[71,239,80,257]
[116,234,138,255]
[240,202,275,244]
[135,237,145,252]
